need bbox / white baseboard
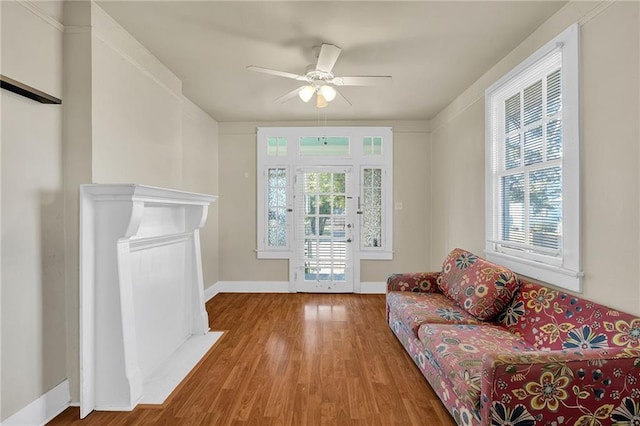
[204,281,386,301]
[204,281,291,301]
[357,281,387,294]
[1,380,70,426]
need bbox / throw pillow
[437,248,520,321]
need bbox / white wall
[1,0,67,420]
[0,1,3,419]
[182,97,219,284]
[217,120,431,287]
[430,1,640,315]
[62,2,221,404]
[90,21,183,188]
[1,1,220,420]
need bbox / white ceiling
[97,1,566,122]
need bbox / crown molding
[16,1,64,32]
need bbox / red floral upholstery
[386,248,640,425]
[386,271,440,293]
[437,248,520,321]
[481,348,640,425]
[499,279,640,351]
[418,323,536,412]
[387,292,481,336]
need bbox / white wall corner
[182,95,217,124]
[204,282,220,302]
[1,380,70,426]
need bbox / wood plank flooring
[49,293,455,425]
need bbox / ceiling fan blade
[273,86,305,104]
[247,65,306,81]
[330,76,392,86]
[315,44,341,73]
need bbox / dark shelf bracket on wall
[0,74,62,104]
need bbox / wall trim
[89,2,183,99]
[1,380,70,426]
[64,25,92,35]
[204,281,291,301]
[357,282,386,294]
[17,1,65,32]
[204,281,386,301]
[218,120,430,136]
[428,1,614,133]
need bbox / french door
[294,167,355,292]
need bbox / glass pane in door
[302,172,347,284]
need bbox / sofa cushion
[387,291,481,337]
[418,323,536,410]
[437,248,520,321]
[499,279,640,351]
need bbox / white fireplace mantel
[79,184,218,418]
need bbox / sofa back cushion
[437,248,520,321]
[499,279,640,351]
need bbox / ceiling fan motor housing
[304,66,334,82]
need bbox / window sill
[256,250,292,260]
[485,250,582,293]
[360,250,393,260]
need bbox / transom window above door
[299,136,350,156]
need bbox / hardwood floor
[50,293,455,425]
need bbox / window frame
[485,23,582,292]
[360,165,389,257]
[257,162,293,258]
[256,127,393,260]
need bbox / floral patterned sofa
[386,248,640,426]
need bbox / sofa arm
[386,271,441,293]
[480,348,640,424]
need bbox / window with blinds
[498,61,562,254]
[485,24,582,292]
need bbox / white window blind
[485,24,582,292]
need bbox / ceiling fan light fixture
[298,85,315,103]
[316,93,328,108]
[319,85,337,102]
[248,43,393,109]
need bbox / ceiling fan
[247,44,392,108]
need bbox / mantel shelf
[82,184,218,206]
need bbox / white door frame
[257,127,393,294]
[293,166,358,293]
